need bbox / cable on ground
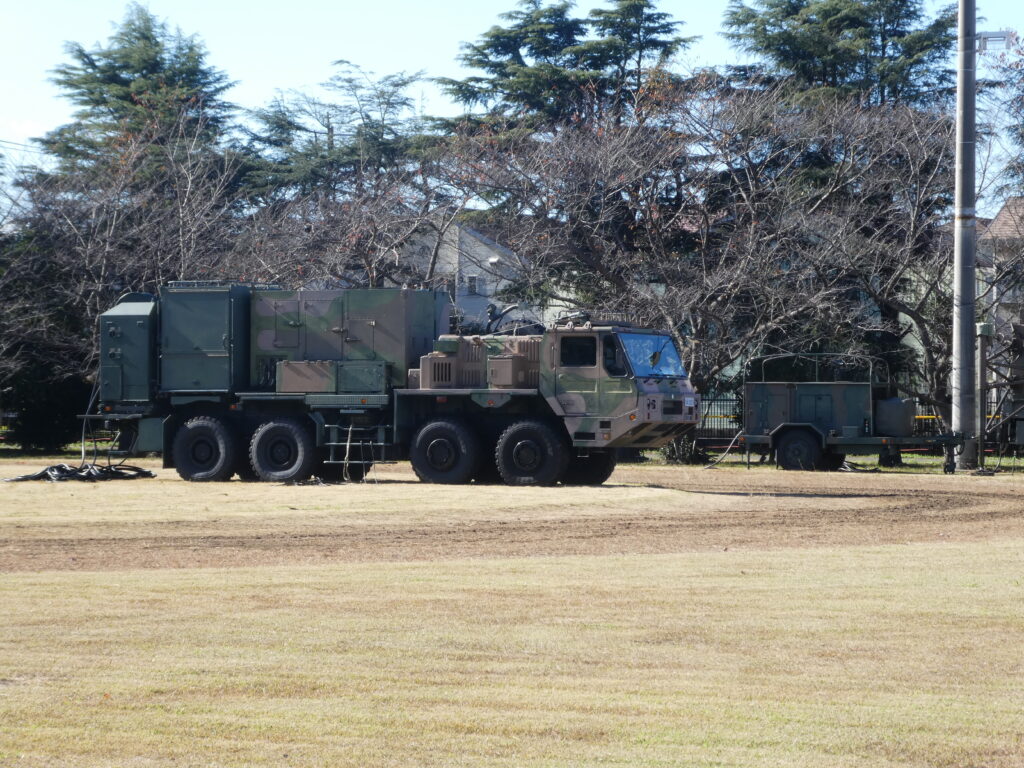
[703,431,744,469]
[4,381,156,482]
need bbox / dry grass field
[1,457,1023,767]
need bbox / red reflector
[436,396,447,403]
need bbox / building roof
[980,197,1024,241]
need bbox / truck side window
[560,336,597,366]
[603,336,627,376]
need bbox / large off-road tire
[172,416,237,482]
[495,420,569,486]
[775,430,823,471]
[249,418,315,483]
[562,450,617,485]
[410,419,480,484]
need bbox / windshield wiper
[649,337,671,368]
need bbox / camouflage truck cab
[398,318,700,485]
[94,283,700,487]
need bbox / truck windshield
[619,333,688,378]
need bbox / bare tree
[443,81,887,395]
[0,110,242,383]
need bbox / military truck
[93,281,700,485]
[739,353,958,471]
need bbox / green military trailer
[739,353,958,471]
[94,281,700,486]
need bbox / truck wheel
[410,420,480,484]
[172,416,237,482]
[562,451,617,485]
[249,419,315,483]
[495,420,569,486]
[775,430,823,471]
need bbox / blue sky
[0,0,1017,161]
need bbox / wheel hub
[269,439,294,467]
[787,444,808,462]
[511,439,542,471]
[426,438,457,470]
[191,439,215,466]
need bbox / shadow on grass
[636,482,905,500]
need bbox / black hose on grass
[5,463,155,482]
[4,380,156,482]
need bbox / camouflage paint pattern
[536,327,700,449]
[416,326,699,448]
[99,281,697,461]
[250,288,444,390]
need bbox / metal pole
[976,323,992,469]
[952,0,978,469]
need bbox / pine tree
[242,62,425,201]
[438,1,593,121]
[438,0,692,123]
[577,0,693,114]
[1,4,241,396]
[724,0,956,105]
[41,3,233,172]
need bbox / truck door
[161,290,233,391]
[343,290,384,361]
[598,334,635,416]
[555,334,600,414]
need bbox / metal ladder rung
[325,422,393,471]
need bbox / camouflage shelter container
[250,288,441,390]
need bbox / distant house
[404,221,547,331]
[979,197,1024,328]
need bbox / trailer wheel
[172,416,237,482]
[410,419,480,484]
[775,430,822,471]
[249,419,315,483]
[495,420,569,486]
[562,451,617,485]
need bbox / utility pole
[951,5,1012,470]
[952,0,977,469]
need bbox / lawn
[1,458,1022,766]
[2,546,1022,766]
